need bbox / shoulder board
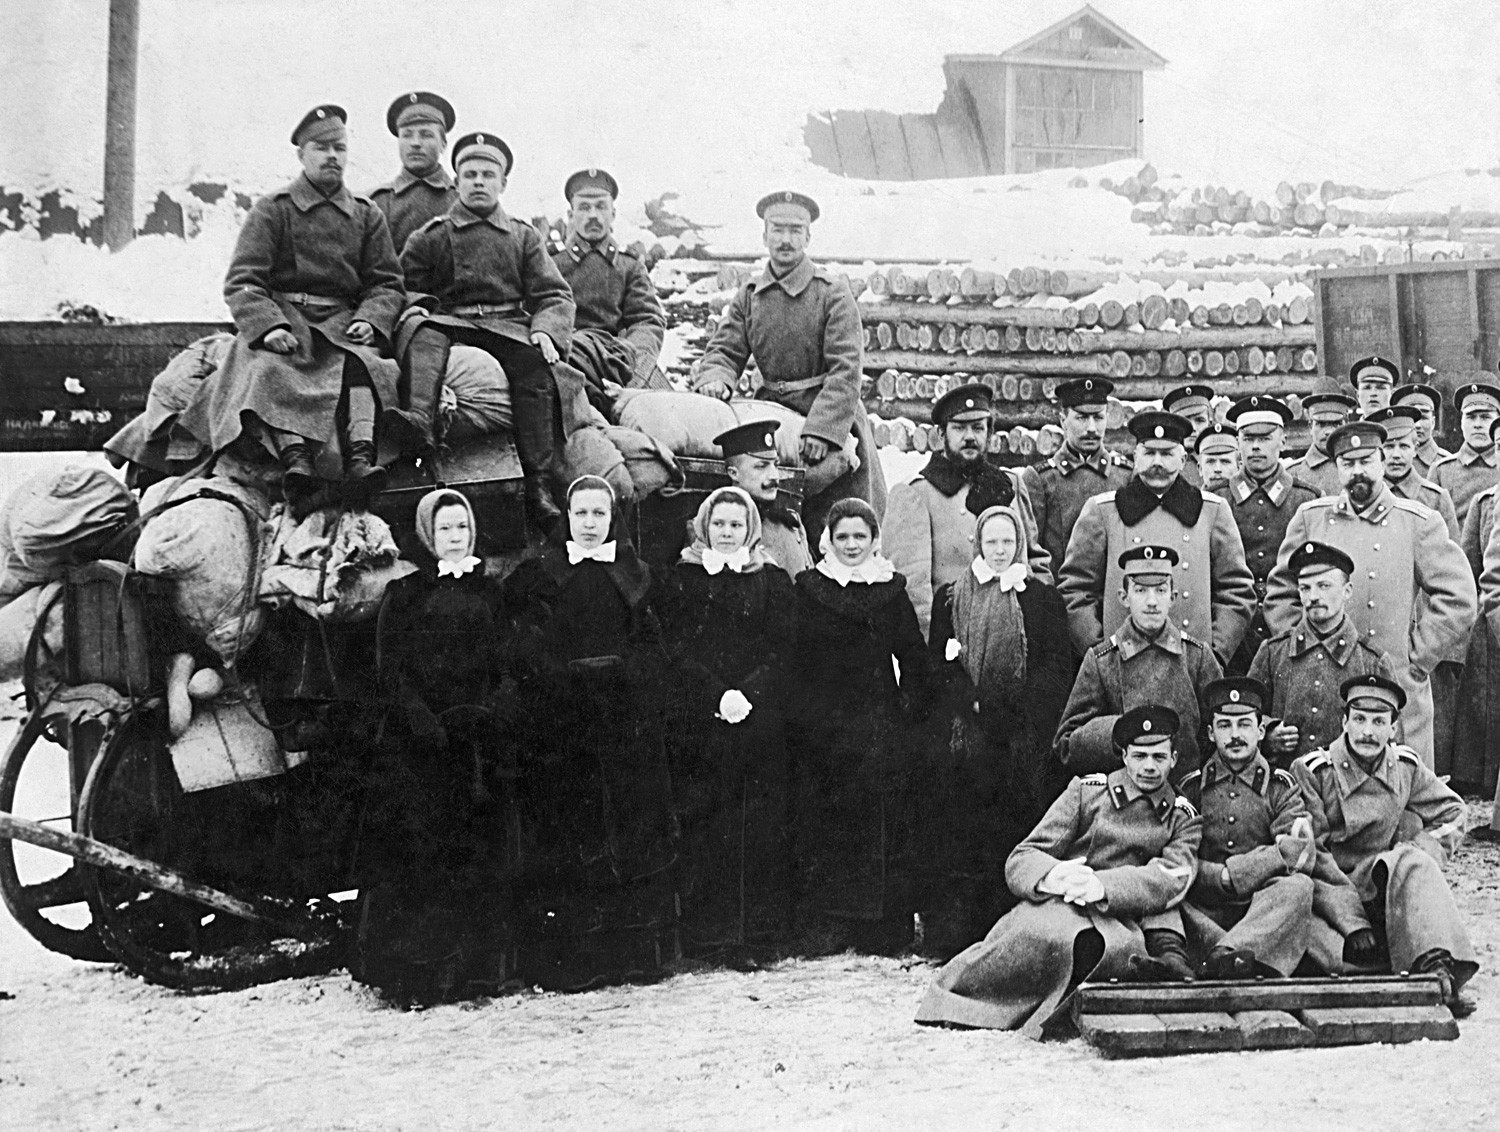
[417,214,449,233]
[1177,770,1202,790]
[1093,490,1118,504]
[1390,497,1431,517]
[1095,636,1122,656]
[1173,796,1199,818]
[1080,773,1108,786]
[811,263,844,285]
[1181,631,1207,649]
[1300,750,1332,772]
[1394,745,1422,766]
[1107,451,1132,467]
[370,183,392,196]
[351,192,377,207]
[1428,452,1458,468]
[1289,478,1320,496]
[1302,497,1338,511]
[1272,768,1298,790]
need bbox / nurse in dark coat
[923,503,1074,955]
[501,475,675,989]
[788,497,932,955]
[357,488,512,1001]
[661,484,796,959]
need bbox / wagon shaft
[0,809,324,941]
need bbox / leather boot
[343,440,388,501]
[1129,929,1196,983]
[1201,946,1257,981]
[526,474,561,535]
[279,442,317,501]
[385,327,449,457]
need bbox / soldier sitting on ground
[1176,677,1316,979]
[1294,674,1478,1013]
[914,704,1202,1036]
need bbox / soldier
[1250,541,1396,764]
[1164,384,1215,487]
[1456,423,1500,801]
[1192,421,1240,497]
[1429,380,1500,527]
[1058,410,1256,665]
[1176,677,1316,979]
[714,420,813,576]
[551,168,667,394]
[692,191,885,543]
[1392,382,1449,476]
[370,91,458,256]
[178,104,404,505]
[1351,355,1397,417]
[1294,674,1478,1012]
[884,383,1048,635]
[1020,377,1129,580]
[1221,394,1319,675]
[1369,405,1459,537]
[397,132,576,529]
[915,704,1202,1032]
[1054,546,1222,778]
[1265,420,1477,765]
[1285,382,1357,498]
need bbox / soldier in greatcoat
[1191,422,1240,497]
[715,420,813,576]
[1370,406,1460,536]
[1294,675,1477,1012]
[1265,420,1477,766]
[1250,541,1396,764]
[884,383,1048,637]
[550,168,667,398]
[914,704,1202,1035]
[1176,677,1316,979]
[1285,382,1357,498]
[1221,394,1320,675]
[1392,382,1450,476]
[1055,546,1222,778]
[397,132,576,528]
[1351,354,1397,417]
[370,92,458,256]
[1020,377,1129,582]
[1429,380,1500,527]
[1057,410,1256,665]
[691,191,885,543]
[178,105,404,504]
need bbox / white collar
[567,540,617,565]
[970,558,1028,592]
[702,546,751,575]
[817,553,895,587]
[436,555,480,578]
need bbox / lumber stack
[859,268,1322,429]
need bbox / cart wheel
[0,711,112,963]
[77,710,343,991]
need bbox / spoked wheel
[77,709,344,991]
[0,711,113,962]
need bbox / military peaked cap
[1054,377,1113,408]
[1327,420,1387,458]
[1226,394,1293,430]
[932,383,993,426]
[1350,355,1400,385]
[1288,540,1355,579]
[756,190,819,222]
[1127,410,1193,444]
[1202,676,1270,716]
[387,91,455,135]
[715,420,780,459]
[1113,704,1180,749]
[291,104,346,146]
[565,168,620,201]
[452,132,513,173]
[1341,673,1406,713]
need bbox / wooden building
[805,5,1166,181]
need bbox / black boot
[385,326,450,457]
[343,440,388,502]
[526,475,561,535]
[1201,946,1257,980]
[1130,929,1196,983]
[279,443,317,503]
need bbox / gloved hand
[1276,816,1316,873]
[696,377,733,401]
[1060,871,1105,906]
[1344,927,1380,966]
[717,688,753,724]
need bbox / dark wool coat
[659,562,797,952]
[179,175,405,451]
[919,578,1074,953]
[551,234,666,381]
[499,546,675,990]
[398,201,575,356]
[1454,485,1500,791]
[370,168,457,258]
[1020,445,1131,580]
[787,569,931,943]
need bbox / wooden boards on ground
[1073,975,1458,1057]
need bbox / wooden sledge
[1073,975,1459,1056]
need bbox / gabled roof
[947,5,1166,71]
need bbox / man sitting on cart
[691,191,885,545]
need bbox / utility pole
[102,0,139,251]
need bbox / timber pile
[857,266,1321,430]
[1115,171,1498,257]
